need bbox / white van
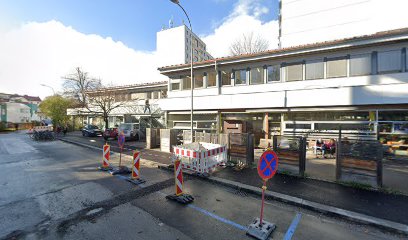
[118,123,143,141]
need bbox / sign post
[246,148,279,240]
[118,131,125,167]
[109,131,131,175]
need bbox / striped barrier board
[131,151,141,179]
[98,144,112,171]
[127,150,146,185]
[165,157,194,204]
[173,143,227,173]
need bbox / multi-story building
[157,24,213,67]
[67,81,168,129]
[0,93,42,124]
[279,0,407,48]
[159,27,408,143]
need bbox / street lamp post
[170,0,194,142]
[40,84,56,95]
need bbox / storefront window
[379,123,392,133]
[284,111,369,121]
[250,67,264,85]
[315,123,370,131]
[182,76,191,90]
[234,69,247,85]
[327,57,347,78]
[221,70,232,86]
[207,72,217,87]
[285,123,311,129]
[379,111,408,121]
[285,63,303,82]
[194,74,204,89]
[267,65,280,82]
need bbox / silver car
[118,123,143,141]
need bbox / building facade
[0,93,42,124]
[159,28,408,144]
[157,24,213,67]
[67,82,168,130]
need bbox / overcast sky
[0,0,280,99]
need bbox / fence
[228,133,254,166]
[336,139,383,188]
[176,131,253,167]
[173,142,227,173]
[272,135,306,176]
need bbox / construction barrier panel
[175,159,183,196]
[173,142,227,173]
[101,144,111,169]
[131,151,141,179]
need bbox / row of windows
[170,48,407,91]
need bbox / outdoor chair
[313,139,324,158]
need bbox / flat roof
[158,27,408,74]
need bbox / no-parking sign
[118,131,125,149]
[257,150,279,180]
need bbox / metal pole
[40,84,56,95]
[260,179,267,225]
[175,2,194,142]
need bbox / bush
[0,122,5,131]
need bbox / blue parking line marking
[112,176,246,232]
[284,213,302,240]
[187,204,248,231]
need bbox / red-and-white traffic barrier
[173,143,227,173]
[131,151,141,179]
[126,150,146,185]
[102,144,110,169]
[165,157,194,204]
[174,158,184,196]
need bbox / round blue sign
[118,131,125,149]
[257,150,279,180]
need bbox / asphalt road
[62,131,173,165]
[0,132,404,239]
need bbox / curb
[158,165,408,235]
[60,139,408,235]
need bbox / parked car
[82,125,102,137]
[103,127,118,140]
[118,123,143,141]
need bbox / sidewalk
[210,166,408,233]
[58,136,408,234]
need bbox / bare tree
[88,87,124,129]
[229,32,270,56]
[62,67,101,108]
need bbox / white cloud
[0,0,280,99]
[202,0,279,57]
[0,20,166,99]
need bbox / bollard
[98,144,112,171]
[127,150,146,185]
[166,157,194,204]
